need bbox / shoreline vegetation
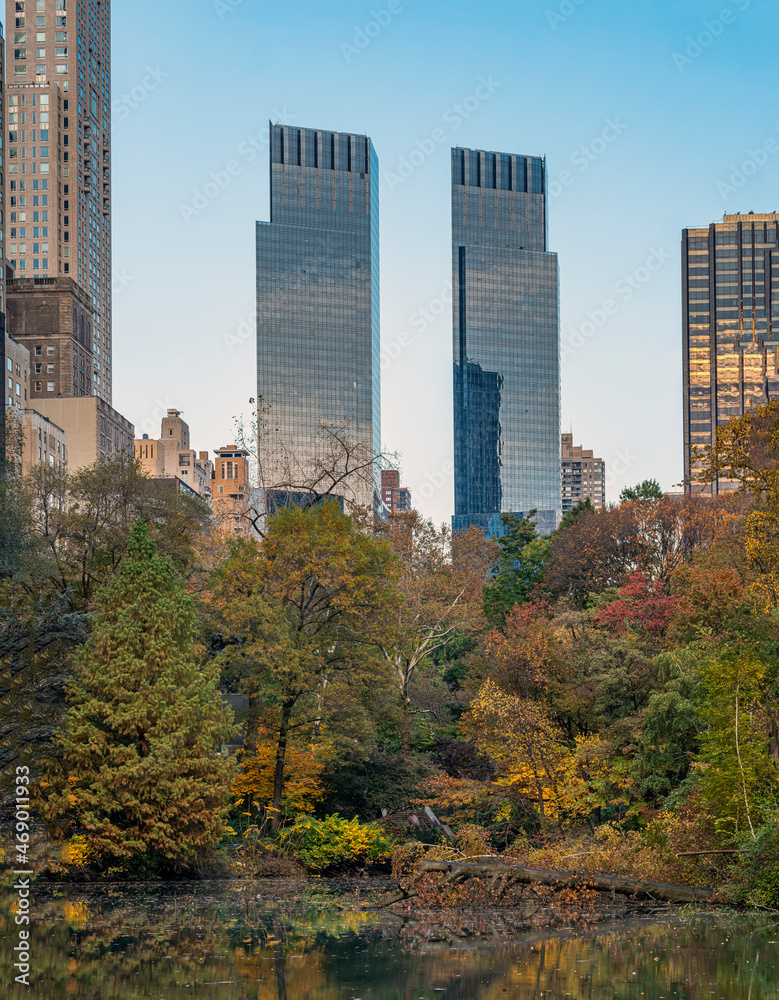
[3,402,779,916]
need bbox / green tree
[483,512,547,627]
[25,455,212,608]
[40,520,235,868]
[373,514,489,753]
[208,500,398,830]
[620,479,664,503]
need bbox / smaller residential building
[4,405,68,478]
[135,435,166,477]
[33,396,134,472]
[212,445,256,537]
[561,433,606,515]
[4,331,30,411]
[134,410,213,499]
[21,410,68,476]
[381,469,412,514]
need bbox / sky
[110,0,779,526]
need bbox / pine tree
[41,520,235,868]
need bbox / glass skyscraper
[684,212,779,494]
[452,146,561,536]
[256,124,380,510]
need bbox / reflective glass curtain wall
[256,124,379,510]
[452,146,561,536]
[683,213,779,494]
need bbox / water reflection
[0,881,777,998]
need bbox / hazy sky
[111,0,779,525]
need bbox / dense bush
[281,814,395,873]
[724,820,779,907]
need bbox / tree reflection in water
[0,883,776,999]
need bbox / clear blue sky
[111,0,779,524]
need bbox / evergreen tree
[620,479,664,503]
[41,520,235,867]
[483,512,544,627]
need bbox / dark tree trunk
[244,694,260,755]
[271,700,294,833]
[273,915,287,1000]
[400,696,412,756]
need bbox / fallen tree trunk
[379,857,715,907]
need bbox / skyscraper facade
[452,146,561,536]
[683,212,779,493]
[256,123,380,510]
[5,0,112,403]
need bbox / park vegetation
[2,404,779,908]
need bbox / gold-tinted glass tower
[683,213,779,493]
[5,0,111,402]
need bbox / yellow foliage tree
[462,680,567,820]
[232,720,331,821]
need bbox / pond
[1,879,777,998]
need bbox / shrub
[455,823,492,858]
[282,814,395,873]
[724,820,779,907]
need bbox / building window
[46,381,54,392]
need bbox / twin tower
[256,123,561,534]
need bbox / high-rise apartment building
[5,0,112,403]
[683,213,779,493]
[381,468,412,514]
[7,276,93,397]
[0,24,9,465]
[561,433,605,515]
[256,123,380,512]
[451,146,561,537]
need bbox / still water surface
[1,880,777,999]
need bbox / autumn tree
[486,600,559,701]
[544,494,738,602]
[463,679,567,820]
[40,521,235,867]
[695,398,779,607]
[208,500,398,829]
[372,514,491,754]
[23,455,212,607]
